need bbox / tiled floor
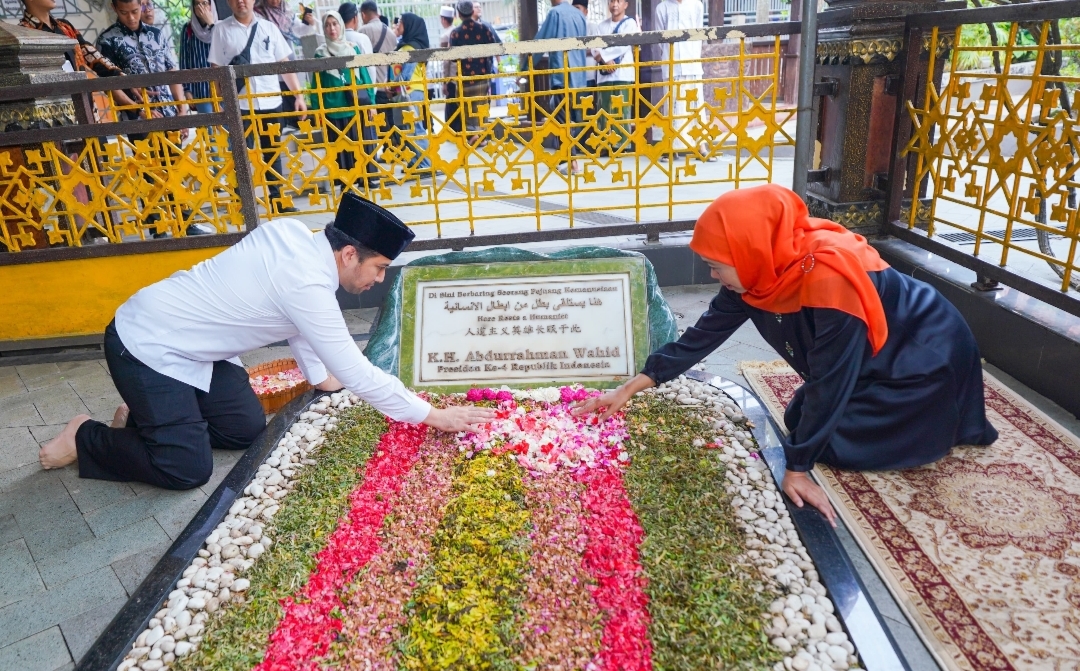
[0,290,1075,670]
[0,308,377,671]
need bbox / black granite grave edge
[75,389,318,671]
[684,370,913,671]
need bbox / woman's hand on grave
[424,405,497,433]
[572,373,655,421]
[782,470,836,527]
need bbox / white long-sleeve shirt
[593,15,641,84]
[114,219,431,424]
[654,0,704,78]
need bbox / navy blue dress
[641,268,998,472]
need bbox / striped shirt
[179,22,213,101]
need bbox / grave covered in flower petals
[119,381,863,671]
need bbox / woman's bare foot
[111,403,130,428]
[39,414,91,470]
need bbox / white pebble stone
[772,637,793,653]
[827,646,848,663]
[175,642,193,657]
[145,626,165,647]
[248,543,265,559]
[188,597,206,610]
[221,545,240,559]
[232,578,250,591]
[148,648,162,660]
[159,637,175,653]
[140,661,163,671]
[131,646,150,659]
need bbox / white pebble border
[642,375,863,671]
[119,381,859,671]
[117,391,358,671]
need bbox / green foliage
[622,396,783,670]
[174,405,387,671]
[158,0,193,46]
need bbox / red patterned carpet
[740,361,1080,671]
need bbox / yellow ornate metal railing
[900,16,1080,292]
[235,27,797,237]
[0,23,798,252]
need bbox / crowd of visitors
[13,0,683,214]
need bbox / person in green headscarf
[309,9,379,190]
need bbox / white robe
[653,0,705,78]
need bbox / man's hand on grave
[424,405,497,433]
[315,374,343,391]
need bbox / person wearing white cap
[436,5,456,107]
[38,195,495,489]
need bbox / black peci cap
[332,193,415,259]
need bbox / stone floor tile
[111,540,172,595]
[58,469,136,516]
[35,517,170,589]
[0,538,45,609]
[65,376,123,418]
[82,489,171,537]
[0,626,72,671]
[154,488,209,539]
[28,424,67,445]
[0,427,44,474]
[0,462,50,494]
[22,505,96,563]
[127,481,156,496]
[54,361,109,379]
[239,345,294,367]
[14,363,60,384]
[28,383,91,427]
[199,450,243,495]
[2,471,74,531]
[58,596,128,662]
[342,307,378,334]
[0,373,28,401]
[0,566,125,649]
[0,394,45,428]
[0,514,22,544]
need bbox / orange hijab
[689,185,890,354]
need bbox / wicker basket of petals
[247,358,312,414]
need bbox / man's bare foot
[111,403,130,428]
[39,414,91,470]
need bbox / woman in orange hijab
[577,185,997,524]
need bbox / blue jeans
[406,89,431,170]
[194,101,214,114]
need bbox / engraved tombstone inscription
[398,258,650,391]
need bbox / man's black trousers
[75,321,265,490]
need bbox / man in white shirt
[39,195,494,490]
[593,0,639,152]
[339,1,376,87]
[653,0,713,160]
[209,0,308,211]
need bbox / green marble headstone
[363,246,679,392]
